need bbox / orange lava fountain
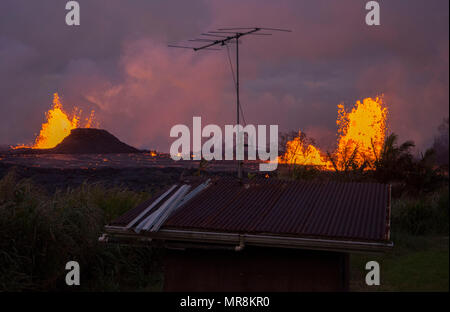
[279,96,387,170]
[281,131,330,167]
[13,93,97,149]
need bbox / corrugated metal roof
[109,177,391,243]
[110,180,204,228]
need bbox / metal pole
[236,34,242,179]
[170,27,291,179]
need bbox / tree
[371,133,415,183]
[433,118,449,167]
[278,130,316,160]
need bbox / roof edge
[103,226,393,254]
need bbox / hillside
[8,128,140,154]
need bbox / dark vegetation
[0,162,187,193]
[0,169,164,291]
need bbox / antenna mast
[169,27,291,179]
[236,31,240,178]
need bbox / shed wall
[163,247,349,291]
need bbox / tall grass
[0,169,163,291]
[391,187,449,235]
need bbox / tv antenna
[169,27,292,179]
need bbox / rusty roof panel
[110,177,390,243]
[163,178,390,242]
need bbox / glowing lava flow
[279,96,387,170]
[281,131,330,167]
[334,96,387,169]
[14,93,97,149]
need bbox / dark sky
[0,0,448,152]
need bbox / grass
[0,168,164,291]
[350,234,449,291]
[349,187,449,292]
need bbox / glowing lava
[279,96,387,170]
[334,96,387,169]
[280,131,330,167]
[14,93,97,149]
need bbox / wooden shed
[103,177,393,291]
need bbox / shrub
[0,169,162,291]
[391,187,449,235]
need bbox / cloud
[59,39,233,150]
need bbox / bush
[0,169,163,291]
[289,165,321,180]
[391,187,449,235]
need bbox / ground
[350,235,449,291]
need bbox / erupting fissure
[14,93,98,149]
[279,96,387,170]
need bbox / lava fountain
[14,93,97,149]
[279,96,387,170]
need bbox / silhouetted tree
[432,118,449,168]
[371,133,415,183]
[405,148,443,193]
[278,130,316,159]
[327,144,369,175]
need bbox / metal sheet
[109,177,391,243]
